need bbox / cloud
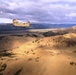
[66,13,76,17]
[0,18,12,23]
[0,0,76,23]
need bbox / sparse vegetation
[42,31,68,37]
[31,49,33,52]
[70,62,76,65]
[73,51,76,53]
[0,72,3,75]
[32,53,35,55]
[51,35,76,48]
[28,58,32,61]
[26,51,29,54]
[0,63,7,72]
[0,36,5,40]
[0,51,14,58]
[14,67,23,75]
[32,34,38,37]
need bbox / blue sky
[0,0,76,23]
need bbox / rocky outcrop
[13,19,30,27]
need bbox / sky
[0,0,76,23]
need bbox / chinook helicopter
[13,19,30,27]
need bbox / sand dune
[0,29,76,75]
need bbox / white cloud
[63,0,76,2]
[0,18,12,23]
[66,13,76,17]
[39,0,60,3]
[0,0,76,23]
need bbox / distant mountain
[0,23,76,31]
[31,23,76,29]
[30,23,51,29]
[0,23,50,31]
[0,23,29,31]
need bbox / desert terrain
[0,27,76,75]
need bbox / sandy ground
[0,32,76,75]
